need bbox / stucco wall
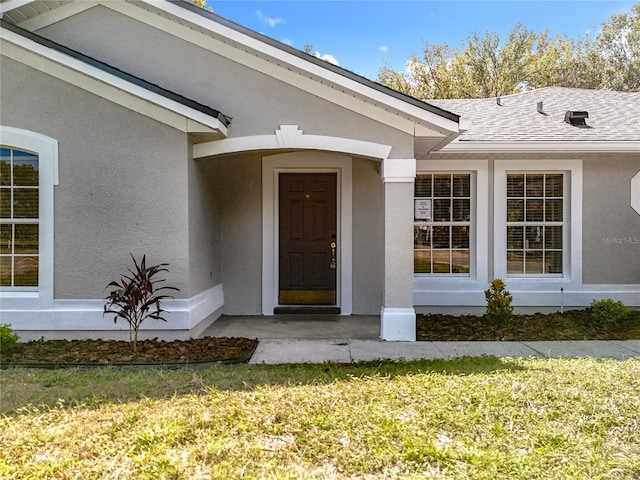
[0,57,190,298]
[352,158,384,313]
[37,5,416,158]
[583,155,640,285]
[188,150,223,296]
[217,154,263,314]
[383,182,415,307]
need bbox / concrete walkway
[200,315,640,364]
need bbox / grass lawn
[2,357,639,479]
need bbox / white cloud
[281,38,294,46]
[256,10,284,28]
[379,45,389,53]
[314,52,340,66]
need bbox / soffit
[0,1,72,23]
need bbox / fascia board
[438,141,640,154]
[124,0,458,136]
[1,27,227,136]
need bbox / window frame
[1,147,40,289]
[413,160,489,305]
[494,159,582,290]
[505,172,565,277]
[0,127,58,309]
[413,172,473,276]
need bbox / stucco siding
[383,182,415,307]
[37,5,415,158]
[352,157,384,313]
[218,154,263,314]
[583,155,640,285]
[1,57,190,299]
[188,151,223,297]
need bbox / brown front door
[279,173,337,305]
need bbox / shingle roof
[428,87,640,143]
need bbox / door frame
[262,152,353,315]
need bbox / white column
[380,158,416,341]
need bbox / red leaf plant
[104,255,179,352]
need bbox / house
[1,0,638,342]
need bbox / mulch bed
[1,337,258,367]
[3,310,639,367]
[417,309,640,341]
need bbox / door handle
[330,241,337,269]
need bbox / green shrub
[0,324,19,354]
[484,278,514,327]
[590,299,631,324]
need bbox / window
[506,173,563,275]
[0,127,57,310]
[0,147,39,287]
[414,173,471,275]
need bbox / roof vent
[564,111,589,127]
[537,101,546,115]
[496,97,502,106]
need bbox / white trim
[0,127,57,310]
[494,159,583,291]
[412,285,640,311]
[510,287,640,308]
[413,159,490,304]
[381,158,416,183]
[439,141,640,154]
[0,27,227,136]
[380,307,416,341]
[262,152,353,315]
[194,125,392,160]
[6,283,224,336]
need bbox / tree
[191,0,213,13]
[378,2,640,98]
[379,24,581,99]
[593,2,640,91]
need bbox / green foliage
[590,298,631,324]
[594,2,640,91]
[190,0,213,13]
[0,323,19,354]
[484,278,514,327]
[103,255,178,352]
[378,2,640,97]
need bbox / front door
[279,173,337,305]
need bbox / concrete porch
[198,314,640,364]
[199,314,381,340]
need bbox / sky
[204,0,636,80]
